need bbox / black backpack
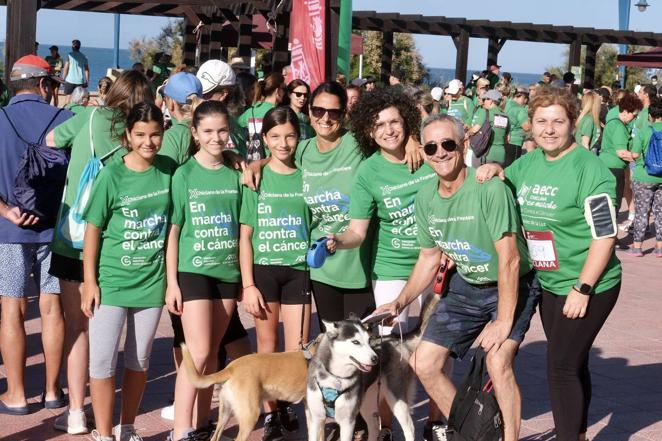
[469,109,493,159]
[448,349,504,441]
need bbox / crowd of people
[0,46,660,441]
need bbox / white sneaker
[161,404,175,421]
[53,409,89,434]
[91,430,115,441]
[113,424,143,441]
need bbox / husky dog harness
[315,379,353,418]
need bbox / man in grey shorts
[376,114,541,441]
[0,55,72,415]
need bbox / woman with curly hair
[327,87,436,330]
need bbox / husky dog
[307,293,440,441]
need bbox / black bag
[246,107,266,163]
[469,109,493,159]
[1,107,68,225]
[448,349,504,441]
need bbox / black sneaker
[377,427,393,441]
[262,412,284,441]
[353,413,368,441]
[423,421,452,441]
[277,401,299,432]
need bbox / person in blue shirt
[62,39,90,102]
[0,55,72,416]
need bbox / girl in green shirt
[238,72,286,162]
[239,107,311,436]
[165,101,243,441]
[574,91,601,150]
[82,103,173,441]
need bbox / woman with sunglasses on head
[476,87,621,441]
[287,79,313,140]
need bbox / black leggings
[311,280,375,329]
[540,283,620,440]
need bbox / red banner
[288,0,326,89]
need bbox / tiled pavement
[1,231,660,441]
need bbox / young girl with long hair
[166,100,243,441]
[239,106,311,441]
[82,103,173,441]
[575,91,601,150]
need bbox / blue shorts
[422,270,541,359]
[0,243,60,298]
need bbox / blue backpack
[1,106,68,225]
[645,128,662,177]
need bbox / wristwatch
[573,281,593,295]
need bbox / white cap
[446,79,462,95]
[196,59,236,94]
[634,84,642,94]
[430,86,444,101]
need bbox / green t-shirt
[159,117,191,165]
[45,55,63,75]
[238,101,275,139]
[170,158,242,282]
[296,111,313,140]
[599,118,630,169]
[416,168,532,284]
[472,107,510,164]
[505,147,621,294]
[605,105,619,122]
[295,133,371,288]
[240,166,310,269]
[228,115,247,157]
[505,102,528,147]
[64,103,87,115]
[447,97,475,126]
[575,115,600,149]
[631,121,662,184]
[52,106,125,260]
[633,106,649,139]
[350,153,436,280]
[83,155,175,307]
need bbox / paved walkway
[1,231,660,441]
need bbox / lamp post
[635,0,650,11]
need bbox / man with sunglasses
[374,114,540,441]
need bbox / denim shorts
[422,270,541,359]
[0,243,60,297]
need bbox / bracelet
[243,284,255,290]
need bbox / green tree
[350,31,428,84]
[547,44,649,90]
[129,19,184,68]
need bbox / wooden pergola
[5,2,662,88]
[352,11,662,86]
[2,0,342,84]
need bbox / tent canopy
[617,47,662,68]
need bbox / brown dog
[181,340,319,441]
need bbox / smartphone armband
[584,193,617,239]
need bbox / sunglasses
[423,139,459,156]
[292,91,309,98]
[311,106,343,120]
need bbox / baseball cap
[515,86,529,95]
[489,64,501,71]
[476,78,490,88]
[10,55,62,83]
[49,45,58,51]
[196,59,236,94]
[163,72,203,104]
[351,78,367,87]
[446,79,462,95]
[430,87,444,101]
[480,89,502,101]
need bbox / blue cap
[163,72,203,104]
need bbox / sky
[1,1,661,74]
